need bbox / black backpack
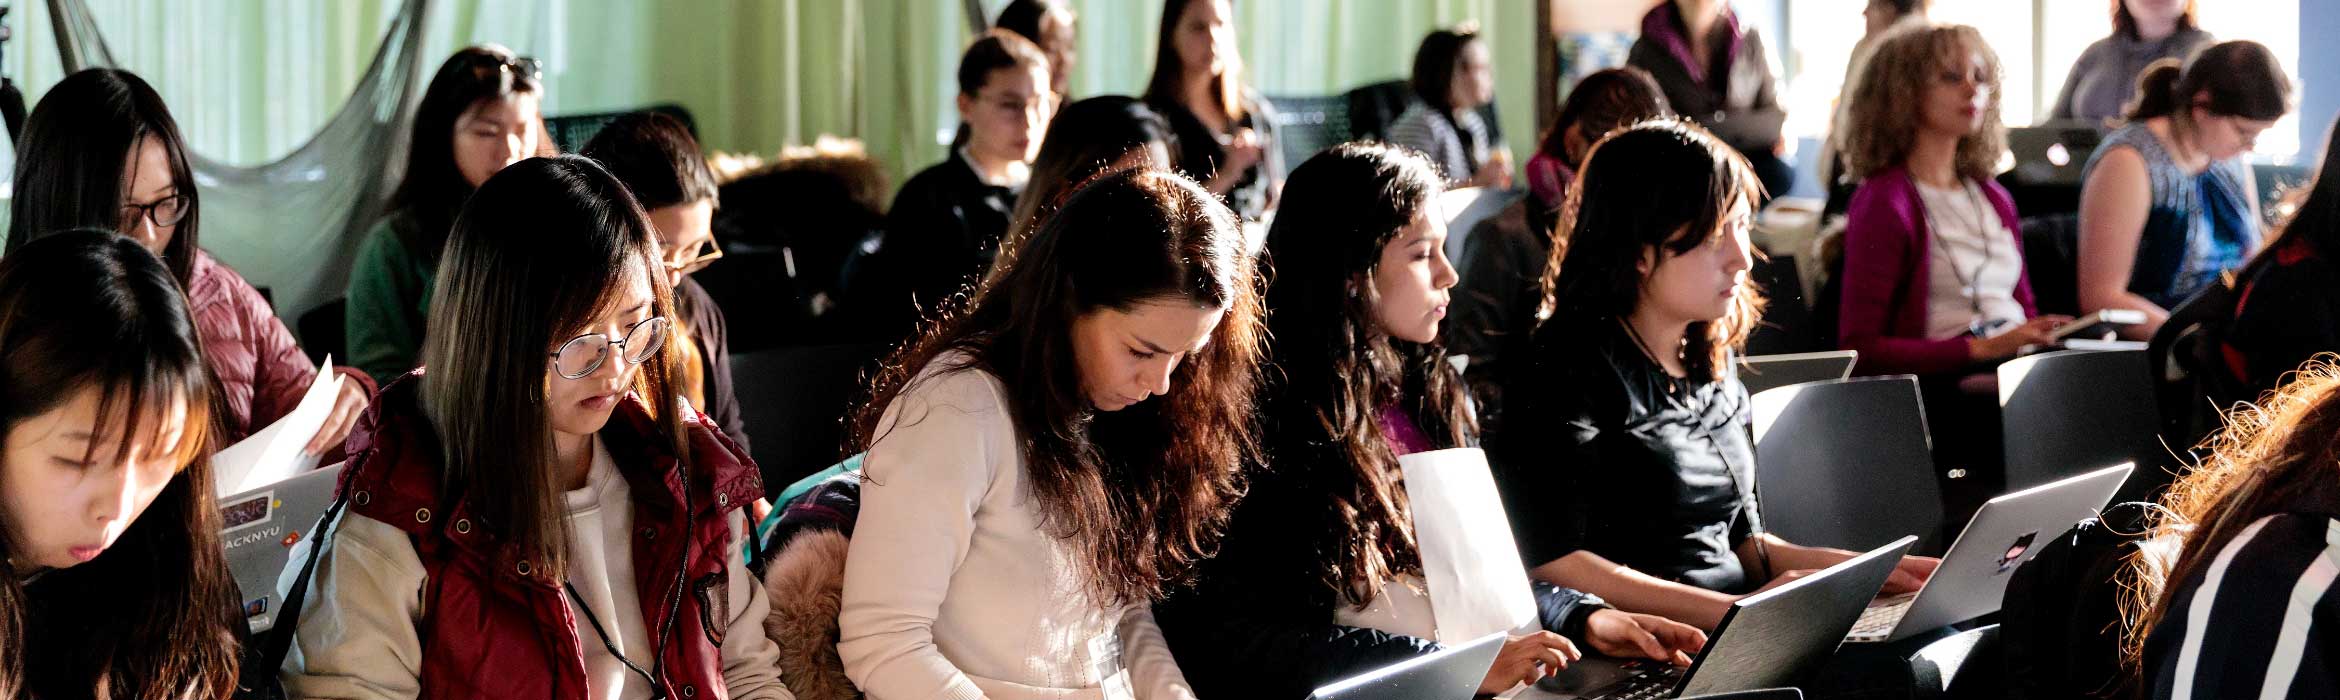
[1999,501,2158,700]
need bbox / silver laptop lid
[1885,462,2134,639]
[223,462,343,632]
[1310,631,1507,700]
[1737,351,1858,397]
[1677,536,1917,697]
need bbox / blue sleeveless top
[2083,123,2259,309]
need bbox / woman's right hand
[1968,315,2067,361]
[1221,127,1264,177]
[1477,630,1581,695]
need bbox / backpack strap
[253,486,352,673]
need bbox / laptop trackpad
[1533,657,1644,698]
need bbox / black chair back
[730,343,889,495]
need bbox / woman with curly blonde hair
[1836,23,2070,510]
[2128,359,2340,696]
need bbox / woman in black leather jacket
[1487,120,1939,631]
[1157,143,1704,698]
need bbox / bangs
[546,236,659,345]
[83,369,211,474]
[1666,146,1764,254]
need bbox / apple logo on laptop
[1996,531,2039,574]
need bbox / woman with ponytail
[2076,41,2290,339]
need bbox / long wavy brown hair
[0,230,238,700]
[2126,359,2340,671]
[1258,142,1470,607]
[1143,0,1247,123]
[1538,119,1766,382]
[1839,23,2006,182]
[851,168,1263,606]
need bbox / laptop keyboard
[1580,662,1687,700]
[1846,593,1920,642]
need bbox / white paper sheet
[212,356,342,497]
[1399,447,1540,646]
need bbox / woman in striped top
[2134,361,2340,697]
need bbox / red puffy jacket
[335,373,765,699]
[189,250,374,452]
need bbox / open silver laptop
[1525,537,1917,700]
[1737,351,1858,397]
[1310,631,1506,700]
[1846,463,2133,643]
[222,462,343,633]
[2005,122,2105,186]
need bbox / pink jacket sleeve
[232,276,375,462]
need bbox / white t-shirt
[1915,180,2029,340]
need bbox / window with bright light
[1782,0,2302,159]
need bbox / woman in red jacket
[4,68,374,458]
[279,155,794,699]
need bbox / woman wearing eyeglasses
[347,44,547,382]
[4,67,376,460]
[849,30,1057,343]
[2078,41,2292,340]
[279,156,797,699]
[581,111,748,454]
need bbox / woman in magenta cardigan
[1837,24,2068,376]
[1836,24,2068,513]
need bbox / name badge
[1089,630,1135,700]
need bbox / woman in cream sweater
[838,167,1264,700]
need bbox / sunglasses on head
[464,52,543,82]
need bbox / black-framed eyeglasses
[120,193,191,229]
[548,316,668,380]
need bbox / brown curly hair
[1840,23,2006,182]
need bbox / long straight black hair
[5,69,203,285]
[389,45,544,266]
[0,230,238,700]
[853,168,1264,606]
[1257,142,1465,607]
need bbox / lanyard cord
[565,581,668,700]
[1916,177,2001,335]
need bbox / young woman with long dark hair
[1143,0,1282,220]
[1160,143,1706,698]
[1490,120,1938,631]
[1387,27,1512,189]
[850,30,1058,343]
[280,157,794,699]
[346,44,546,381]
[6,67,374,459]
[837,168,1262,699]
[0,230,246,699]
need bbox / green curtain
[2,0,1536,208]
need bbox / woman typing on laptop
[1487,120,1940,633]
[1834,24,2071,528]
[1158,144,1705,699]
